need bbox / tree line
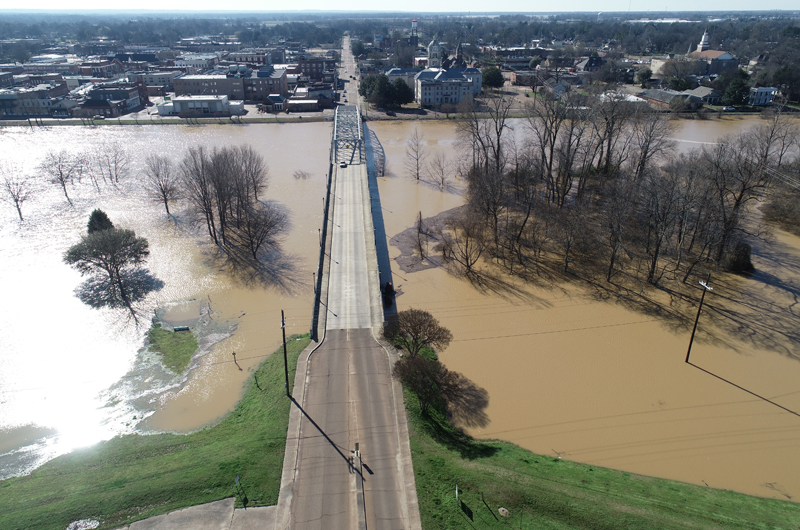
[430,92,800,288]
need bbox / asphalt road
[290,139,407,527]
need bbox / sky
[0,2,799,14]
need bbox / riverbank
[405,385,800,529]
[0,335,309,530]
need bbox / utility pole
[281,310,291,398]
[685,273,713,363]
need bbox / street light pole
[685,273,713,363]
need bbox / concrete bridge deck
[275,105,420,530]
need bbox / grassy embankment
[147,323,199,373]
[0,335,310,530]
[406,374,800,529]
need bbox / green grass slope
[0,335,310,530]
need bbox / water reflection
[0,123,329,478]
[368,115,800,501]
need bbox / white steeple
[428,38,441,68]
[698,29,710,52]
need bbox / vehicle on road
[723,106,736,111]
[340,162,347,168]
[386,111,396,116]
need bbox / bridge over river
[274,106,421,530]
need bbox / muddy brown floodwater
[0,123,330,477]
[367,115,800,502]
[2,114,798,503]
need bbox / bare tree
[236,144,269,202]
[181,147,218,243]
[143,154,180,217]
[293,170,311,179]
[40,150,83,203]
[233,202,289,261]
[95,141,130,185]
[1,164,32,221]
[629,108,675,181]
[439,213,486,276]
[456,92,513,174]
[384,308,453,357]
[426,151,450,191]
[405,127,428,180]
[701,133,770,265]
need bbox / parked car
[386,111,396,116]
[340,162,347,168]
[723,106,736,111]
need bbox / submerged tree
[64,227,150,308]
[1,165,32,221]
[87,208,114,233]
[143,154,180,217]
[40,150,83,203]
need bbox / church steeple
[698,29,710,52]
[428,36,441,68]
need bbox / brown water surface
[368,116,800,502]
[0,123,330,476]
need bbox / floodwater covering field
[1,114,798,506]
[0,123,330,478]
[367,115,800,502]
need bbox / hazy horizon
[0,5,798,15]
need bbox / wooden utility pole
[281,309,291,397]
[685,273,713,363]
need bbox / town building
[244,66,289,101]
[156,94,244,117]
[414,68,474,107]
[427,39,442,68]
[294,55,337,82]
[88,83,143,113]
[136,71,182,91]
[174,74,245,101]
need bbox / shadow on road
[291,397,362,477]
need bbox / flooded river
[0,123,330,478]
[2,114,798,503]
[367,115,800,502]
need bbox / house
[684,86,722,105]
[575,56,605,72]
[748,86,778,106]
[156,95,244,117]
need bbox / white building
[427,39,442,68]
[414,68,474,107]
[156,94,244,116]
[748,86,778,106]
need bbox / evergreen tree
[87,209,114,234]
